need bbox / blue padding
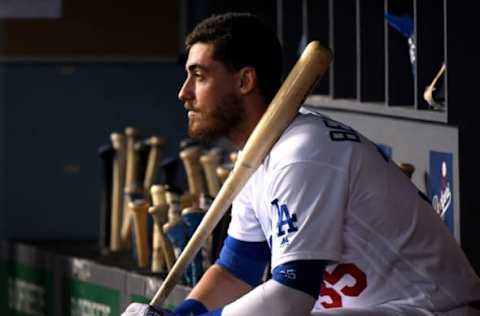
[183,212,205,236]
[165,222,188,249]
[174,299,208,316]
[272,260,326,299]
[215,236,270,287]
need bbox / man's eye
[193,72,204,80]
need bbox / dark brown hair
[186,12,283,103]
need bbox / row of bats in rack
[98,127,236,286]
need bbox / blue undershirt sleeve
[215,235,270,287]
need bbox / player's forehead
[185,42,222,73]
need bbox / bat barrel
[130,199,150,268]
[200,150,222,197]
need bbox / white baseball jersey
[227,111,480,312]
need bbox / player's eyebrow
[187,63,208,74]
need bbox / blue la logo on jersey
[271,199,298,247]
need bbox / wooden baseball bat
[163,189,192,284]
[216,165,232,184]
[399,162,415,179]
[423,63,445,107]
[144,136,166,191]
[150,185,167,272]
[200,148,223,198]
[201,148,229,262]
[110,133,126,251]
[121,127,140,247]
[179,146,207,205]
[180,145,209,285]
[129,199,150,268]
[229,151,238,165]
[135,139,151,190]
[150,41,333,305]
[163,189,188,259]
[149,185,176,272]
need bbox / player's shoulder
[266,110,355,171]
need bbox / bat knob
[110,133,126,148]
[180,146,202,161]
[399,163,415,179]
[151,185,167,206]
[149,136,166,147]
[216,165,231,183]
[125,126,140,137]
[229,151,239,164]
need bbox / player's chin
[188,120,222,140]
[188,121,208,138]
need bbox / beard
[188,93,245,140]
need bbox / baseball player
[123,12,480,316]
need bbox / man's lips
[188,111,198,119]
[187,109,202,120]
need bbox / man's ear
[238,67,257,95]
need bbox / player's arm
[173,235,270,314]
[181,236,326,316]
[184,265,251,310]
[199,259,325,316]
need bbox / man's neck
[229,96,268,149]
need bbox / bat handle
[180,146,206,201]
[110,133,126,251]
[130,199,150,268]
[151,225,167,273]
[149,205,171,272]
[125,127,140,187]
[200,153,221,197]
[144,136,165,190]
[121,127,141,248]
[158,229,176,270]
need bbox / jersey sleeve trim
[226,229,267,243]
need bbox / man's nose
[178,79,191,103]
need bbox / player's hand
[121,303,175,316]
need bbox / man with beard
[123,12,480,316]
